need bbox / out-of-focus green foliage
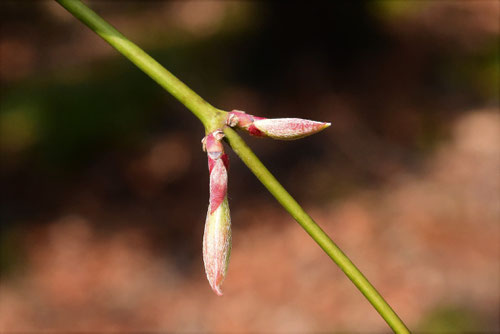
[1,65,158,168]
[418,306,485,333]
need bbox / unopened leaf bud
[202,130,231,295]
[203,196,231,296]
[253,118,331,140]
[227,110,330,140]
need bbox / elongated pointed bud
[203,196,231,296]
[201,130,231,295]
[253,118,330,140]
[227,110,330,140]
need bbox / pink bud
[203,197,231,296]
[202,130,232,295]
[227,110,330,140]
[253,118,331,140]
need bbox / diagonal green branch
[224,127,409,333]
[55,0,410,333]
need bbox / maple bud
[203,195,231,296]
[227,110,330,140]
[201,130,231,295]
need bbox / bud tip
[211,283,224,296]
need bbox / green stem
[55,0,410,332]
[224,127,409,333]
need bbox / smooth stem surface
[55,0,410,332]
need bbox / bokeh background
[1,1,499,332]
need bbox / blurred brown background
[0,1,499,333]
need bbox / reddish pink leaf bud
[203,197,231,296]
[201,130,231,295]
[253,118,331,140]
[227,110,330,140]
